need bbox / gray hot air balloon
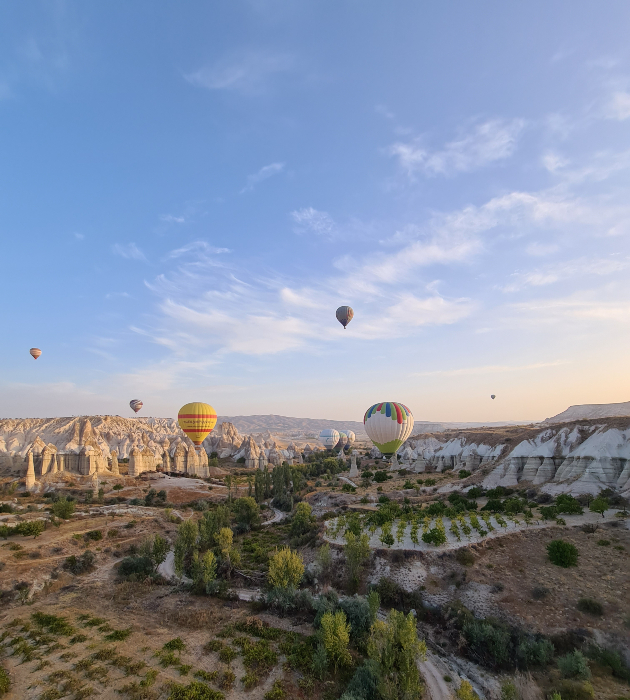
[336,305,354,329]
[491,395,496,400]
[130,399,143,414]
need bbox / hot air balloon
[29,348,42,360]
[178,402,218,446]
[336,306,354,329]
[129,400,143,414]
[319,428,340,449]
[364,402,414,457]
[344,430,356,445]
[491,395,496,400]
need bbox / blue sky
[2,0,630,422]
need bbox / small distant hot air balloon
[344,430,356,445]
[336,306,354,329]
[130,400,143,414]
[29,348,42,360]
[491,395,496,400]
[319,429,340,449]
[178,402,218,446]
[364,402,414,457]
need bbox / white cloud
[390,118,526,177]
[290,207,335,236]
[414,361,565,377]
[161,214,185,224]
[542,152,569,173]
[241,162,285,193]
[112,243,146,262]
[73,232,84,240]
[605,92,630,121]
[168,241,231,258]
[502,257,627,292]
[280,287,327,309]
[184,51,292,94]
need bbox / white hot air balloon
[319,429,340,449]
[363,402,414,457]
[344,430,356,445]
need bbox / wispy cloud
[168,241,231,258]
[604,91,630,121]
[184,51,293,94]
[390,118,526,177]
[241,162,285,193]
[414,361,565,377]
[112,243,146,262]
[291,207,335,237]
[73,232,84,241]
[160,214,185,224]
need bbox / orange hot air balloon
[30,348,42,360]
[177,402,217,446]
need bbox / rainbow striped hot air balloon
[178,402,218,446]
[364,402,414,457]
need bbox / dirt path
[262,507,286,526]
[419,652,454,700]
[338,476,358,488]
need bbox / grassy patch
[31,612,75,636]
[104,627,132,642]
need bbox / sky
[2,1,630,423]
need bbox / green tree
[268,547,304,589]
[368,609,427,700]
[140,534,169,571]
[198,506,230,549]
[291,502,313,537]
[457,681,480,700]
[51,497,75,519]
[316,543,333,582]
[216,527,240,571]
[344,531,371,591]
[321,610,352,671]
[589,497,608,519]
[224,474,233,501]
[173,520,198,576]
[233,497,261,530]
[192,550,218,593]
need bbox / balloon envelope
[364,402,414,457]
[319,428,340,449]
[130,400,143,414]
[29,348,41,360]
[178,402,218,446]
[336,305,354,329]
[344,430,356,445]
[491,395,496,400]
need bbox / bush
[343,659,380,700]
[167,681,224,699]
[481,499,504,513]
[517,637,555,667]
[422,528,447,546]
[373,471,389,483]
[112,484,123,490]
[234,497,261,530]
[0,667,9,695]
[587,646,630,682]
[373,577,423,615]
[555,494,583,515]
[455,549,475,566]
[553,680,594,700]
[264,587,314,617]
[338,596,372,643]
[85,530,103,541]
[458,470,471,479]
[51,497,75,519]
[118,556,155,580]
[576,598,603,616]
[63,551,96,575]
[532,586,549,600]
[547,540,578,567]
[557,651,592,679]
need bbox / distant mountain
[543,401,630,424]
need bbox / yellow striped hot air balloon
[177,402,217,446]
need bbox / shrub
[64,551,96,575]
[51,497,75,519]
[264,587,314,616]
[553,680,594,700]
[547,540,578,567]
[589,497,608,518]
[422,528,447,546]
[455,549,475,566]
[481,499,504,513]
[517,637,555,667]
[457,680,480,700]
[596,539,610,546]
[532,586,549,600]
[458,470,471,479]
[290,502,313,537]
[118,556,154,580]
[268,547,304,589]
[344,659,380,700]
[112,484,123,490]
[167,681,224,699]
[576,598,603,616]
[85,530,103,541]
[587,646,630,682]
[0,667,9,695]
[264,679,286,700]
[234,497,261,530]
[31,612,75,636]
[373,471,389,483]
[557,651,591,679]
[338,596,372,643]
